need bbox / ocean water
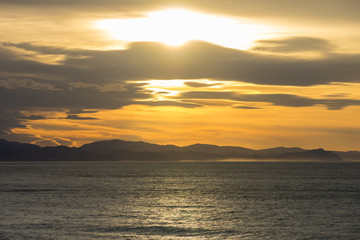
[0,161,359,240]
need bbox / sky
[1,0,360,150]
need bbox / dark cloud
[0,41,151,133]
[195,0,360,24]
[155,91,172,95]
[179,91,360,110]
[251,37,334,53]
[0,87,148,110]
[322,94,348,98]
[234,106,263,109]
[1,0,360,24]
[0,132,41,145]
[320,99,360,110]
[0,78,60,91]
[241,94,320,107]
[0,0,164,10]
[3,42,89,57]
[0,109,25,134]
[21,115,47,120]
[64,114,99,120]
[66,109,98,114]
[0,44,23,60]
[5,41,360,87]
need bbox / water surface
[1,161,359,239]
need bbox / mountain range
[1,139,359,162]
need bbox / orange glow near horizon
[11,102,360,151]
[6,80,360,150]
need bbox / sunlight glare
[96,8,273,50]
[145,79,186,88]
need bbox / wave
[88,225,228,236]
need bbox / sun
[96,8,274,50]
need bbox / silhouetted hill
[0,139,41,161]
[80,139,180,154]
[0,139,41,151]
[181,144,257,156]
[279,148,343,161]
[258,147,305,157]
[0,139,349,161]
[334,151,360,161]
[0,139,96,161]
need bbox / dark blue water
[0,161,359,239]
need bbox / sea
[0,161,359,239]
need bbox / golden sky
[1,0,360,150]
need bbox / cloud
[179,91,360,110]
[4,41,360,87]
[66,109,98,114]
[136,100,202,108]
[0,86,149,110]
[64,114,99,120]
[0,44,23,60]
[1,40,360,142]
[32,138,74,147]
[251,37,335,53]
[185,81,221,88]
[0,79,60,90]
[234,106,263,109]
[2,0,360,25]
[2,42,88,57]
[68,82,127,92]
[0,109,25,134]
[5,41,360,87]
[0,0,164,11]
[21,115,47,120]
[322,93,348,98]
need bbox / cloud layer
[1,39,360,138]
[251,37,335,53]
[179,91,360,110]
[4,40,360,86]
[2,0,360,25]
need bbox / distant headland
[1,139,359,162]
